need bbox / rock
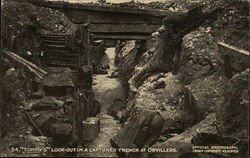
[30,109,65,136]
[181,75,225,119]
[111,111,168,158]
[126,72,183,120]
[111,108,192,157]
[108,99,126,120]
[143,113,217,158]
[43,67,74,87]
[31,96,64,111]
[50,123,72,142]
[42,67,74,96]
[153,80,166,89]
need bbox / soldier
[129,5,223,92]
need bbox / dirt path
[81,48,125,157]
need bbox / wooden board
[65,10,163,24]
[218,42,249,77]
[91,34,150,40]
[88,24,160,34]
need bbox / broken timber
[218,42,250,77]
[3,50,47,79]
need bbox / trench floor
[81,48,125,157]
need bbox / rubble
[143,113,217,158]
[108,98,126,120]
[112,1,248,158]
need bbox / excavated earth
[110,1,249,158]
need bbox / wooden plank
[42,44,68,50]
[91,34,150,40]
[218,42,249,56]
[88,24,160,33]
[65,10,163,24]
[218,42,249,77]
[26,0,186,17]
[42,61,78,68]
[3,50,47,77]
[42,56,78,62]
[218,42,249,65]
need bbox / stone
[30,109,65,136]
[142,113,217,158]
[108,98,126,120]
[31,96,64,111]
[143,112,249,158]
[111,111,165,157]
[42,67,74,87]
[41,67,74,97]
[82,117,100,142]
[112,105,197,157]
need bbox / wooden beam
[91,34,150,40]
[88,24,160,34]
[26,0,186,17]
[218,42,249,77]
[65,10,163,24]
[218,42,249,57]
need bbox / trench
[81,48,126,157]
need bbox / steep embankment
[111,1,249,158]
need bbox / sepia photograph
[0,0,249,157]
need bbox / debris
[3,50,47,79]
[108,99,126,120]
